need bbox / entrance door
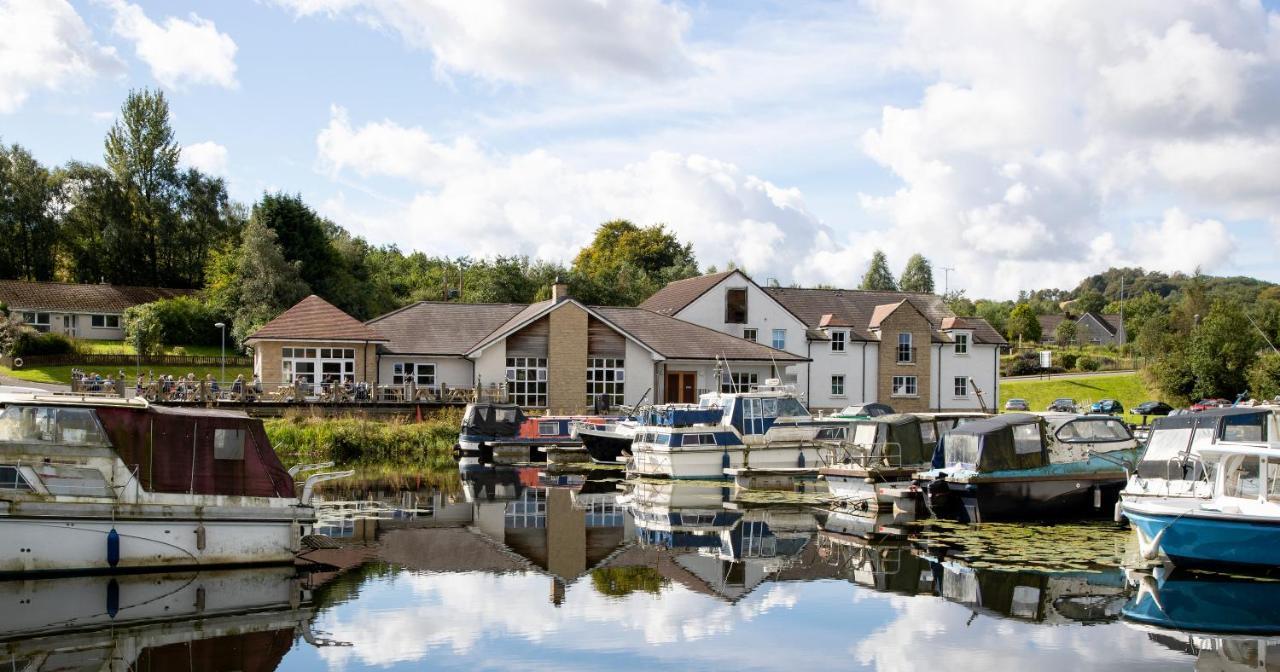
[665,371,697,404]
[62,315,77,338]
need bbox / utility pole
[942,267,955,295]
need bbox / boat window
[655,433,671,446]
[1267,461,1280,503]
[1137,427,1194,478]
[944,433,980,468]
[815,427,846,441]
[33,464,111,497]
[214,428,246,460]
[852,423,879,447]
[1224,456,1261,499]
[760,398,779,418]
[495,408,519,422]
[774,398,808,418]
[919,422,937,445]
[0,466,30,491]
[1013,423,1042,454]
[1222,414,1266,442]
[538,421,560,436]
[0,406,109,446]
[1055,418,1132,443]
[681,433,716,446]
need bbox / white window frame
[281,347,356,390]
[954,332,969,355]
[722,372,758,393]
[830,330,847,353]
[743,328,757,342]
[506,357,548,408]
[897,333,913,363]
[831,374,845,397]
[954,376,968,397]
[90,314,121,329]
[21,312,50,332]
[771,328,786,350]
[586,357,625,408]
[392,361,436,387]
[892,375,918,397]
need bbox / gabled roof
[0,279,196,314]
[245,295,388,343]
[468,299,556,353]
[1082,312,1121,336]
[593,307,805,362]
[637,270,738,316]
[366,301,526,355]
[868,300,910,330]
[818,313,854,328]
[764,286,1007,346]
[1038,312,1123,338]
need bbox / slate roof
[762,286,1007,345]
[0,280,196,313]
[636,270,737,316]
[1038,312,1123,340]
[245,295,388,342]
[593,306,805,361]
[367,301,527,354]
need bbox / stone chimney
[551,277,570,303]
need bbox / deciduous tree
[898,253,934,293]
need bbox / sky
[2,0,1279,299]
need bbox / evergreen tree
[859,250,897,291]
[104,89,180,284]
[225,217,310,347]
[898,253,935,293]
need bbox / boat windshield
[944,433,980,469]
[0,406,109,447]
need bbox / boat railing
[821,441,903,469]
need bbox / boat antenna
[1245,312,1280,355]
[720,355,738,393]
[628,387,651,416]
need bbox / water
[2,465,1273,671]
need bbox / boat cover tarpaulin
[461,403,525,437]
[878,414,928,465]
[1135,407,1270,479]
[939,413,1047,472]
[96,405,294,498]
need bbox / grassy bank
[0,364,252,386]
[1001,372,1156,413]
[264,410,462,469]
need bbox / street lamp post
[214,322,226,385]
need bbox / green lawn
[75,340,226,357]
[1001,372,1158,414]
[1,364,252,386]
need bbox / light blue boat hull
[1127,508,1280,568]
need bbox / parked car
[1004,398,1030,412]
[1190,398,1231,412]
[1090,399,1124,415]
[1046,397,1077,412]
[1131,401,1173,416]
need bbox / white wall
[471,340,507,391]
[931,331,1000,411]
[377,355,472,388]
[623,339,659,407]
[806,335,879,411]
[10,310,125,341]
[675,273,808,355]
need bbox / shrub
[264,410,463,469]
[1078,355,1101,371]
[9,330,75,357]
[123,304,165,357]
[1007,351,1042,376]
[151,297,224,346]
[1059,352,1079,370]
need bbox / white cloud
[105,0,238,89]
[1127,209,1235,275]
[0,0,121,113]
[274,0,692,85]
[317,106,487,184]
[181,141,229,176]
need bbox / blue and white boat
[1124,440,1280,569]
[626,381,826,479]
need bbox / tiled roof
[868,300,908,329]
[763,286,1007,346]
[1084,312,1121,336]
[818,313,854,327]
[1038,314,1066,335]
[367,301,527,355]
[0,280,196,313]
[636,270,737,316]
[1038,312,1123,338]
[593,307,806,362]
[246,295,388,342]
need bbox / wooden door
[665,371,697,404]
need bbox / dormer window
[954,333,969,355]
[897,333,913,363]
[725,288,748,323]
[830,330,846,352]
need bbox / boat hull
[934,477,1124,522]
[0,506,309,574]
[1126,507,1280,569]
[579,429,632,464]
[629,445,823,479]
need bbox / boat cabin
[1136,407,1278,481]
[933,413,1047,472]
[913,412,990,446]
[818,414,930,467]
[0,396,294,500]
[460,403,526,440]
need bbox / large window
[831,375,845,397]
[90,314,120,329]
[771,329,787,350]
[0,406,108,446]
[897,333,913,363]
[954,376,968,397]
[587,357,625,408]
[20,312,50,332]
[506,357,548,407]
[282,347,355,388]
[954,333,969,355]
[722,372,758,393]
[725,288,748,323]
[392,362,436,387]
[891,375,917,397]
[743,328,757,342]
[830,330,846,352]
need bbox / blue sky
[2,0,1279,298]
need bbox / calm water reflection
[2,465,1273,670]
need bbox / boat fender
[106,528,120,568]
[1113,501,1125,525]
[11,357,21,369]
[195,523,207,551]
[106,579,119,618]
[722,449,730,470]
[797,451,805,468]
[451,444,462,461]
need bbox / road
[0,374,70,392]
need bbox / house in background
[246,281,805,412]
[639,270,1006,412]
[1038,312,1126,346]
[0,280,195,341]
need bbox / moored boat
[917,413,1141,521]
[0,393,345,574]
[575,418,639,464]
[818,414,933,503]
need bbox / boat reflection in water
[818,508,935,596]
[0,566,313,671]
[1123,567,1280,670]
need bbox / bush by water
[265,410,461,469]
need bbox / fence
[69,376,510,406]
[3,353,253,369]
